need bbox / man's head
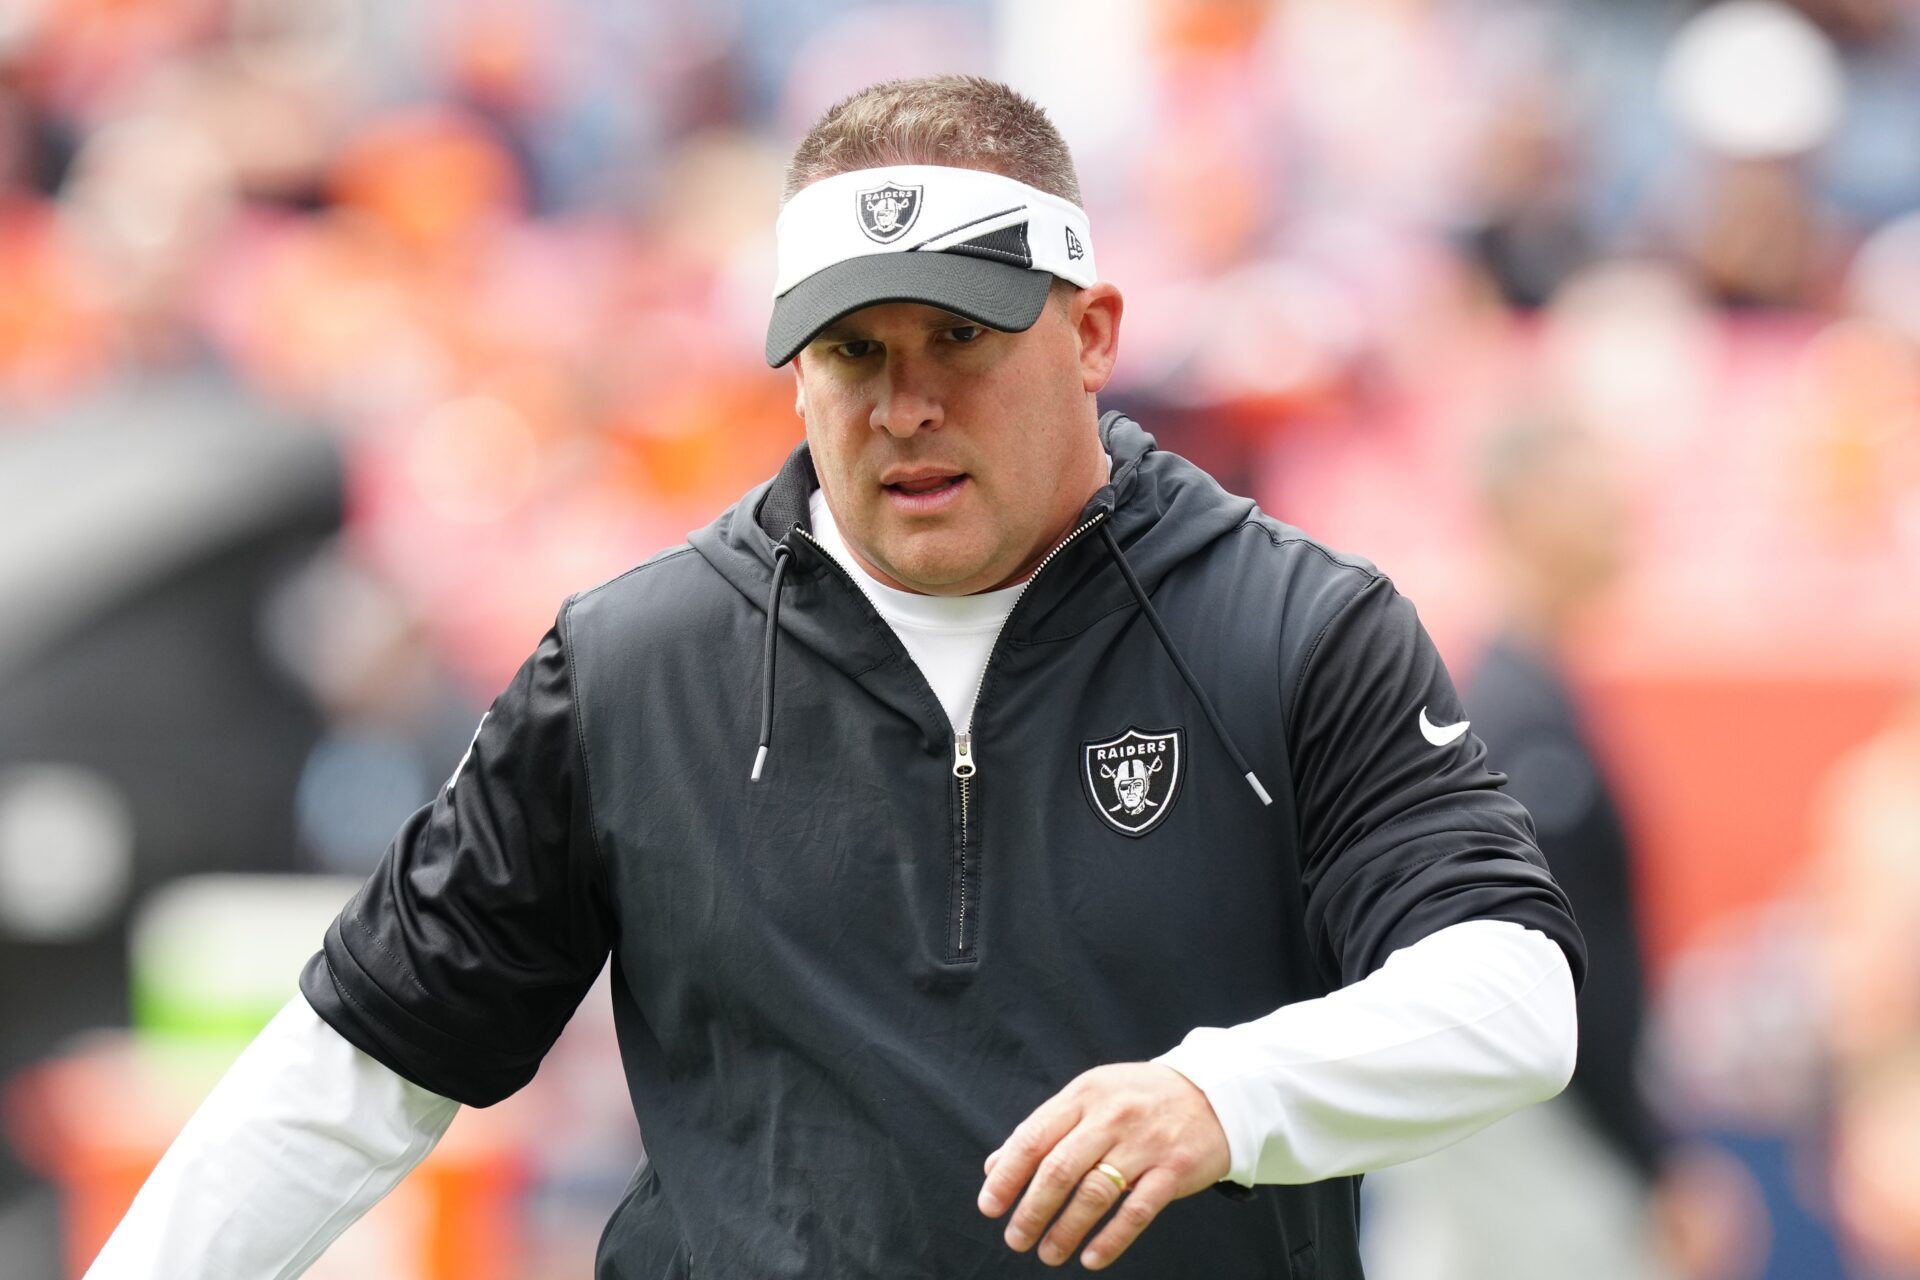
[772,76,1123,596]
[1477,415,1629,627]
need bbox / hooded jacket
[301,413,1584,1279]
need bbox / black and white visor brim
[765,252,1055,368]
[766,165,1097,367]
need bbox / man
[1362,417,1674,1279]
[91,76,1583,1278]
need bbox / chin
[890,562,983,595]
[881,544,994,595]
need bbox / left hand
[977,1062,1232,1270]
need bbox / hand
[976,1062,1232,1270]
[1654,1144,1768,1280]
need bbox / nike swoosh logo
[1419,707,1470,747]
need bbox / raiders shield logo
[856,183,922,243]
[1082,726,1184,837]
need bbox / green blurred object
[129,874,361,1054]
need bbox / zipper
[952,732,975,956]
[791,509,1111,960]
[791,525,877,607]
[948,509,1109,956]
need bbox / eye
[832,339,878,360]
[945,325,984,344]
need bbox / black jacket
[302,413,1584,1279]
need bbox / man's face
[792,285,1120,596]
[1505,432,1629,599]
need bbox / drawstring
[750,523,1273,809]
[1098,524,1274,808]
[750,542,793,782]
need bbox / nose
[870,356,943,439]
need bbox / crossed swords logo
[1099,756,1165,816]
[857,184,921,243]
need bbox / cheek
[797,364,863,422]
[995,351,1081,458]
[801,393,868,472]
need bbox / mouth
[880,469,970,512]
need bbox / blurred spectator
[1451,16,1599,308]
[1474,418,1652,1180]
[1809,690,1920,1273]
[1363,417,1761,1280]
[1644,1,1851,308]
[261,542,481,876]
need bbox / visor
[766,165,1098,367]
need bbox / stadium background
[2,0,1919,1276]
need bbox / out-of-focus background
[2,0,1918,1276]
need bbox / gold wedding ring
[1093,1161,1130,1195]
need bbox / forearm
[87,996,459,1279]
[1155,919,1577,1186]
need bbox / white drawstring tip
[750,744,768,783]
[1245,772,1272,807]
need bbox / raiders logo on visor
[1082,726,1184,837]
[856,183,922,243]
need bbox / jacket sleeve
[1287,574,1585,990]
[299,602,615,1106]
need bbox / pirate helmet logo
[1081,726,1184,837]
[856,183,923,244]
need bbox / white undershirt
[86,997,458,1279]
[807,488,1021,732]
[86,502,1580,1274]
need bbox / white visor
[766,164,1097,366]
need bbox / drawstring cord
[750,542,793,782]
[1098,524,1274,808]
[751,523,1273,810]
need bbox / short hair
[782,75,1083,208]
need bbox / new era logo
[1065,227,1084,260]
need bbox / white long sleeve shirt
[88,495,1577,1273]
[87,997,458,1279]
[90,920,1573,1275]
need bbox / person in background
[1364,416,1756,1280]
[1809,686,1920,1273]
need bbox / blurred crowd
[4,0,1920,1277]
[2,0,1918,670]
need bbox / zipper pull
[952,733,976,779]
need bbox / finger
[978,1095,1085,1218]
[983,1146,1001,1176]
[1035,1158,1131,1267]
[1079,1166,1180,1271]
[1002,1119,1115,1253]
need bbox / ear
[1070,283,1123,395]
[792,369,807,420]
